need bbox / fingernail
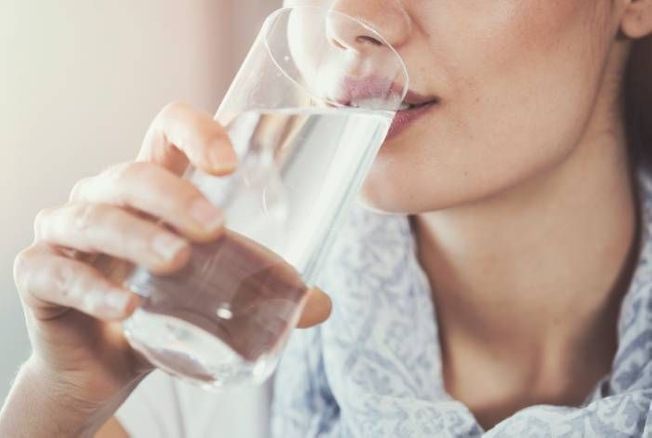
[104,291,130,314]
[210,142,238,171]
[191,199,224,231]
[83,290,104,313]
[152,233,187,261]
[83,289,130,316]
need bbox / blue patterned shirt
[272,172,652,437]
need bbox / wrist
[1,360,101,437]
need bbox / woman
[2,0,652,436]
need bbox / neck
[415,121,637,344]
[414,50,639,408]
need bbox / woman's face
[285,1,623,213]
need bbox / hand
[6,102,331,436]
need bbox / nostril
[355,35,383,47]
[329,35,383,51]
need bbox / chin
[355,193,400,215]
[357,147,444,215]
[357,181,420,215]
[358,162,498,216]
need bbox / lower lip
[385,102,438,141]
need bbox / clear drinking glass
[122,5,409,389]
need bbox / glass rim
[261,5,410,111]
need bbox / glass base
[124,308,278,390]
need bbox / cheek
[361,0,613,213]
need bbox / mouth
[397,90,439,110]
[325,77,439,140]
[386,90,439,140]
[328,76,407,110]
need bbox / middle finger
[70,161,225,242]
[35,202,191,274]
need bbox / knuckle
[105,161,149,186]
[158,101,190,124]
[33,207,56,240]
[13,245,53,302]
[107,162,161,206]
[70,203,107,234]
[69,176,93,202]
[13,246,37,291]
[108,161,172,208]
[13,244,90,307]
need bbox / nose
[327,0,411,52]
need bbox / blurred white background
[0,0,278,405]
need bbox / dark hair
[625,35,652,169]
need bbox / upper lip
[330,76,439,110]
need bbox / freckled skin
[343,0,619,213]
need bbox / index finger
[138,102,238,176]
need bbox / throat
[408,163,640,430]
[439,309,620,430]
[412,209,638,430]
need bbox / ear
[621,0,652,38]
